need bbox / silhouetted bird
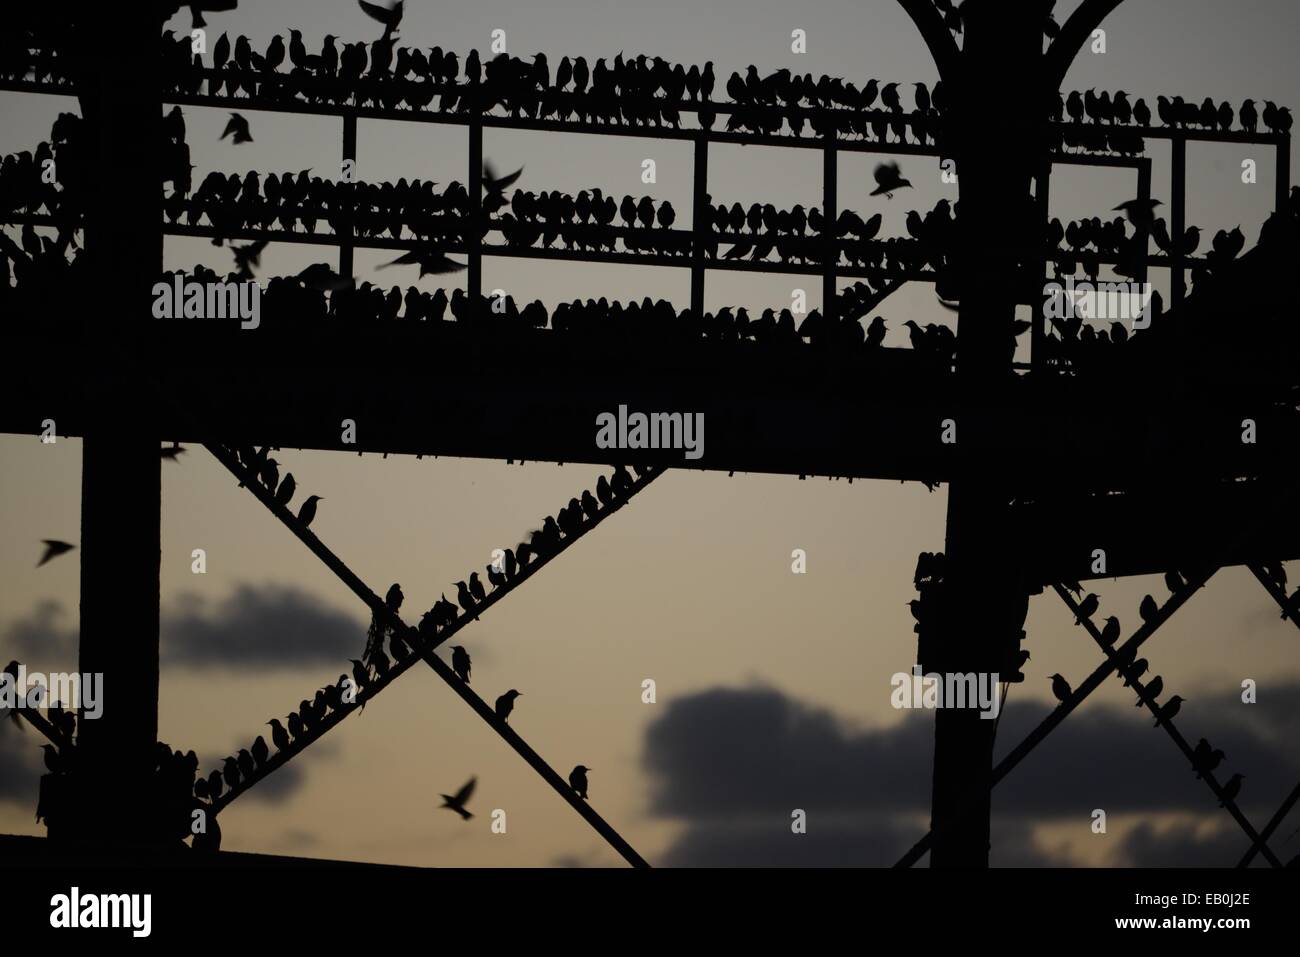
[1139,594,1159,623]
[1121,658,1148,687]
[483,162,524,212]
[298,495,322,528]
[350,658,368,696]
[456,580,476,616]
[569,765,590,799]
[468,572,486,603]
[451,645,471,684]
[1164,569,1185,594]
[385,583,404,613]
[250,736,269,768]
[439,776,476,820]
[1049,673,1071,703]
[870,162,912,199]
[207,769,223,800]
[378,247,466,277]
[268,718,290,753]
[358,0,404,39]
[1193,743,1225,780]
[1137,675,1163,705]
[231,240,267,279]
[1113,198,1162,228]
[1152,695,1183,727]
[1219,772,1244,807]
[1240,99,1258,133]
[237,748,256,779]
[495,689,522,723]
[223,756,241,790]
[220,113,253,144]
[275,472,296,507]
[1100,616,1121,648]
[1074,593,1099,625]
[37,540,75,567]
[259,457,279,491]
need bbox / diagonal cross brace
[896,567,1222,868]
[202,441,656,866]
[1058,584,1282,868]
[1235,565,1300,867]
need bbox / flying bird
[439,776,476,820]
[358,0,404,39]
[569,765,590,800]
[377,247,466,277]
[219,113,253,144]
[870,162,912,199]
[231,240,268,279]
[37,540,75,567]
[483,161,524,193]
[1113,198,1162,228]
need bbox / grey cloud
[642,682,1300,866]
[2,585,367,671]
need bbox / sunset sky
[2,0,1299,866]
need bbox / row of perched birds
[197,460,649,808]
[2,23,1293,144]
[180,167,470,244]
[1054,90,1294,136]
[1058,575,1249,807]
[137,262,915,352]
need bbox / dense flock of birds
[1,8,1292,155]
[907,552,1298,813]
[5,102,1297,374]
[21,456,652,843]
[185,454,651,836]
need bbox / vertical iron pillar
[468,119,484,307]
[1277,136,1291,214]
[73,5,163,844]
[928,0,1042,868]
[1170,137,1187,308]
[690,134,709,318]
[822,141,838,322]
[340,113,357,278]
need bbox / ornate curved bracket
[895,0,961,85]
[1044,0,1126,90]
